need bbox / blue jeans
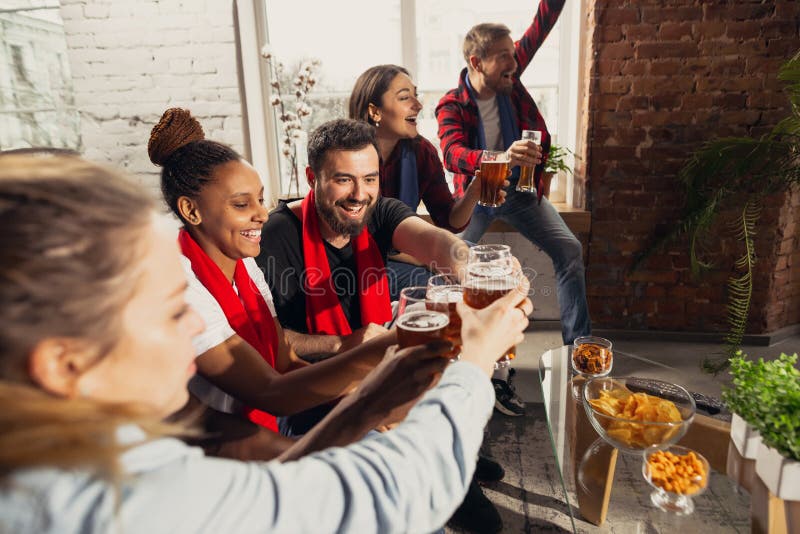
[460,187,591,344]
[386,259,436,302]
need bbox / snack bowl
[571,336,613,377]
[642,445,709,515]
[582,376,696,455]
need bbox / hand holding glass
[517,130,542,193]
[478,150,509,207]
[396,286,450,350]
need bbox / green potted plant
[542,143,574,199]
[724,352,800,529]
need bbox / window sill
[418,202,591,234]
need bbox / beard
[315,183,376,237]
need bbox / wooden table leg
[567,378,617,526]
[751,474,788,534]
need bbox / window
[242,0,582,204]
[0,1,80,151]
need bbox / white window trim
[239,0,583,206]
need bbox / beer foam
[426,286,463,303]
[397,310,449,331]
[467,263,513,278]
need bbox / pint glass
[516,130,542,193]
[478,150,509,207]
[396,286,450,349]
[462,245,522,368]
[426,274,463,359]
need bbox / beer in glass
[426,274,463,359]
[462,245,522,368]
[479,150,509,207]
[397,286,450,349]
[516,130,542,193]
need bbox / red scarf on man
[301,190,392,335]
[178,229,278,431]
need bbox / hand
[468,169,509,206]
[338,323,389,353]
[505,139,542,169]
[457,274,533,377]
[348,342,452,427]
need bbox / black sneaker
[447,477,503,533]
[475,455,505,483]
[492,368,525,417]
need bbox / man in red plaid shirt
[436,0,590,350]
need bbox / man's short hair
[463,23,512,64]
[307,119,379,175]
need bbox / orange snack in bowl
[589,390,682,448]
[573,342,612,374]
[646,450,707,495]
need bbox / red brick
[620,60,649,76]
[637,41,698,59]
[626,270,680,284]
[649,60,683,76]
[651,94,681,111]
[775,1,800,19]
[712,93,748,109]
[600,26,623,43]
[603,7,641,25]
[703,4,774,21]
[725,21,763,40]
[596,111,633,127]
[680,94,713,111]
[709,57,747,77]
[631,75,694,95]
[767,38,799,56]
[641,7,702,24]
[659,22,693,41]
[693,20,727,39]
[599,76,631,95]
[598,42,635,60]
[699,39,766,57]
[623,24,658,41]
[586,285,632,297]
[596,59,624,76]
[762,20,797,39]
[695,76,762,92]
[745,56,786,75]
[617,95,650,111]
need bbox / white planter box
[755,442,800,501]
[730,413,762,459]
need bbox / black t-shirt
[257,196,416,333]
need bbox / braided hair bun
[148,108,205,166]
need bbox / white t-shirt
[181,256,277,413]
[476,96,504,151]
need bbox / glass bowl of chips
[571,336,613,377]
[642,445,709,515]
[582,377,696,454]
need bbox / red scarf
[178,229,278,432]
[301,190,392,335]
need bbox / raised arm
[516,0,567,75]
[195,327,397,416]
[391,216,469,280]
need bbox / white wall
[59,0,245,195]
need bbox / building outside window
[0,0,80,151]
[242,0,582,204]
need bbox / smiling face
[310,145,380,239]
[185,159,268,269]
[75,220,204,416]
[372,73,423,141]
[476,36,517,95]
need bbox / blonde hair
[463,23,511,65]
[0,155,186,479]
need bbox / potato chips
[589,389,682,448]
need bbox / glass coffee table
[538,346,752,532]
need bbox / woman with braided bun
[0,153,532,533]
[148,107,413,458]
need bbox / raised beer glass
[426,274,463,359]
[462,244,522,368]
[516,129,542,193]
[396,286,450,349]
[478,150,509,207]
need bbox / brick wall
[58,0,244,195]
[582,0,800,333]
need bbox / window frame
[238,0,584,206]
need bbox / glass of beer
[462,245,523,368]
[478,150,509,207]
[426,274,463,359]
[516,129,542,193]
[396,286,450,350]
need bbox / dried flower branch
[261,45,320,196]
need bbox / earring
[374,120,380,128]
